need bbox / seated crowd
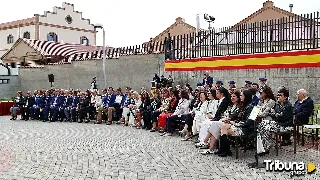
[9,72,315,157]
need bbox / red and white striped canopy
[22,38,113,61]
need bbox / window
[7,35,14,44]
[0,79,10,84]
[65,15,73,24]
[23,32,30,39]
[10,63,16,68]
[47,32,58,42]
[80,36,89,45]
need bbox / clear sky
[1,0,319,47]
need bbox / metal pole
[102,28,107,88]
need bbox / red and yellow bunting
[164,50,320,71]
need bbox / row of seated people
[10,84,314,158]
[9,88,124,123]
[126,85,314,157]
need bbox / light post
[94,23,107,88]
[204,14,215,56]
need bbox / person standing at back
[202,71,213,87]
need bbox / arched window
[47,32,58,42]
[7,35,14,44]
[80,36,89,45]
[10,62,16,68]
[23,32,30,39]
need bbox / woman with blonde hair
[131,91,142,127]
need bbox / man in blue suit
[51,90,64,122]
[43,90,52,122]
[202,71,213,87]
[64,91,74,122]
[105,87,116,125]
[71,91,80,122]
[106,88,125,125]
[33,90,45,120]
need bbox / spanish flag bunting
[165,49,320,71]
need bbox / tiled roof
[0,17,36,30]
[233,1,301,28]
[151,17,196,42]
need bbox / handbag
[256,133,265,154]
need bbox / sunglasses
[277,94,284,97]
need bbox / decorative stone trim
[0,20,35,30]
[19,66,44,68]
[37,2,95,27]
[38,22,94,33]
[121,51,164,56]
[47,62,72,65]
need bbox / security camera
[204,14,215,22]
[209,16,215,22]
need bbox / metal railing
[71,12,320,60]
[163,12,320,60]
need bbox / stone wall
[0,75,20,99]
[19,54,165,92]
[15,52,320,103]
[170,68,320,103]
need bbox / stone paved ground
[0,116,319,180]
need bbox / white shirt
[217,97,225,107]
[115,95,123,104]
[299,97,308,103]
[207,99,218,116]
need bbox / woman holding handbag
[207,89,254,156]
[161,90,190,137]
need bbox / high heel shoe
[179,128,188,136]
[181,134,192,141]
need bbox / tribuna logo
[264,160,305,177]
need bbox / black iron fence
[81,12,320,60]
[163,11,320,60]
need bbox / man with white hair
[202,71,213,87]
[293,89,314,125]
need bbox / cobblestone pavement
[0,116,319,180]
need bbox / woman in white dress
[195,89,219,146]
[179,91,209,140]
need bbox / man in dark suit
[212,87,230,121]
[23,91,34,120]
[294,89,314,125]
[202,71,213,87]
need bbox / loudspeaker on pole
[48,74,54,83]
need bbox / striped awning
[22,38,113,61]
